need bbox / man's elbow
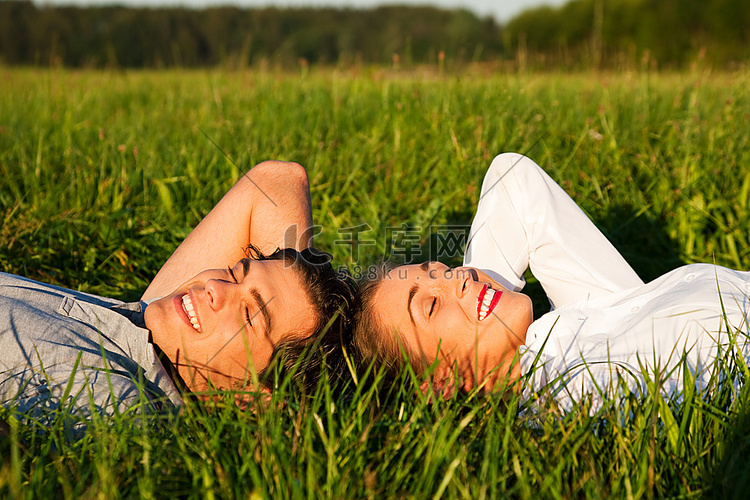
[253,160,307,180]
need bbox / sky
[34,0,570,23]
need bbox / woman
[353,153,750,411]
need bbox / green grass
[1,66,750,498]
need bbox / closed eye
[428,297,437,317]
[227,266,238,283]
[228,266,252,326]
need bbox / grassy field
[1,66,750,498]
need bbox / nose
[425,262,469,296]
[425,261,450,279]
[204,278,234,310]
[451,267,477,299]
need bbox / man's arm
[141,160,313,301]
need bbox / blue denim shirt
[0,273,182,420]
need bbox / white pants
[463,153,644,309]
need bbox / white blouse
[464,153,750,411]
[520,264,750,411]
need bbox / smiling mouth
[181,294,202,332]
[477,284,502,321]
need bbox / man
[1,161,355,420]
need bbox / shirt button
[684,274,696,282]
[630,306,640,313]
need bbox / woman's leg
[463,153,643,308]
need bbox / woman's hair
[351,262,420,385]
[245,244,358,392]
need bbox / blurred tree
[0,0,746,69]
[511,0,750,68]
[0,1,38,64]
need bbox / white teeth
[483,288,496,307]
[477,287,497,321]
[181,294,201,332]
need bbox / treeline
[505,0,750,69]
[1,0,748,69]
[0,1,500,68]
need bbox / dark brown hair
[246,244,358,392]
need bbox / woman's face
[371,261,533,391]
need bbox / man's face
[144,258,316,392]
